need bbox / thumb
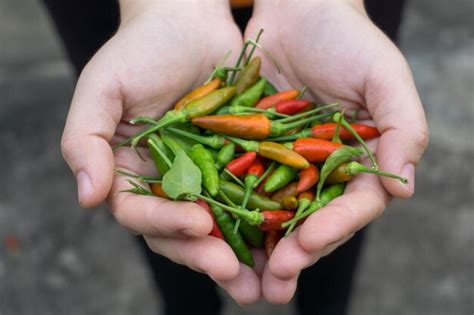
[61,60,123,207]
[366,51,429,198]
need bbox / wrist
[119,0,232,26]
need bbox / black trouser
[43,1,404,314]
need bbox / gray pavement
[0,0,473,314]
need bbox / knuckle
[60,134,75,164]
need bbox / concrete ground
[0,0,473,314]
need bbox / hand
[61,0,261,304]
[246,0,429,303]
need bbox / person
[47,0,428,314]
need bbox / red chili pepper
[270,182,298,204]
[282,195,299,210]
[247,158,265,177]
[259,210,295,231]
[311,123,380,140]
[274,100,311,115]
[255,89,300,109]
[265,231,283,258]
[226,151,257,177]
[293,138,343,162]
[194,199,225,240]
[296,164,320,193]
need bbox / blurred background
[0,0,472,314]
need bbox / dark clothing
[43,1,404,314]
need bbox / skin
[60,0,261,305]
[246,0,429,304]
[61,0,429,306]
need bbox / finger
[215,263,261,305]
[261,263,298,304]
[366,52,429,198]
[108,171,212,237]
[61,59,123,208]
[298,172,390,254]
[145,235,240,282]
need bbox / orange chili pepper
[270,182,298,204]
[296,164,320,193]
[326,162,353,184]
[258,141,309,169]
[259,210,295,231]
[311,123,380,140]
[282,195,298,210]
[150,183,169,199]
[292,138,343,162]
[265,231,282,258]
[175,78,221,110]
[255,89,299,109]
[192,114,271,140]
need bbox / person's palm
[245,1,428,303]
[61,3,262,304]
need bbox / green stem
[267,129,312,142]
[229,43,250,85]
[166,127,225,149]
[284,198,311,237]
[118,179,154,196]
[253,161,276,188]
[244,29,264,66]
[230,106,290,118]
[271,112,335,137]
[223,168,245,187]
[331,110,344,144]
[333,112,378,170]
[346,162,408,184]
[297,86,308,100]
[205,50,232,84]
[282,200,323,228]
[115,169,163,184]
[147,139,173,168]
[129,116,160,125]
[224,136,259,152]
[276,103,339,123]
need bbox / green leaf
[162,150,202,200]
[316,146,364,200]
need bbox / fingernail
[77,171,93,206]
[401,163,415,195]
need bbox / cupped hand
[245,0,429,303]
[61,0,260,305]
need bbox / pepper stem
[281,200,323,228]
[231,106,290,118]
[276,103,339,123]
[205,50,232,84]
[333,112,379,170]
[272,112,335,137]
[118,179,154,196]
[253,161,276,188]
[244,28,264,66]
[147,139,173,168]
[331,110,344,144]
[115,168,163,184]
[223,168,245,187]
[284,198,311,237]
[266,128,312,142]
[224,136,260,152]
[346,161,408,184]
[297,86,308,100]
[166,127,225,149]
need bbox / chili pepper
[292,138,344,162]
[296,164,320,193]
[327,162,353,184]
[238,220,264,248]
[284,191,314,236]
[195,199,225,240]
[215,143,236,170]
[262,79,278,97]
[282,183,346,228]
[175,78,221,110]
[255,89,300,109]
[270,182,298,204]
[116,87,236,150]
[264,164,298,193]
[265,231,282,258]
[190,144,219,196]
[225,151,257,177]
[230,78,266,107]
[150,183,169,199]
[259,210,295,231]
[218,180,282,210]
[234,57,261,94]
[160,129,197,156]
[226,137,309,170]
[282,195,298,210]
[192,113,328,140]
[274,100,311,115]
[147,134,174,178]
[239,158,265,211]
[165,127,226,150]
[208,203,254,266]
[269,123,380,142]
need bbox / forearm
[119,0,233,26]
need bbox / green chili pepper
[264,165,298,193]
[190,144,219,196]
[166,127,226,150]
[234,57,261,94]
[209,203,255,267]
[215,143,236,170]
[160,129,197,156]
[238,220,264,248]
[230,78,266,107]
[218,180,282,210]
[262,78,278,97]
[147,134,174,178]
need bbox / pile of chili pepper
[115,31,408,267]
